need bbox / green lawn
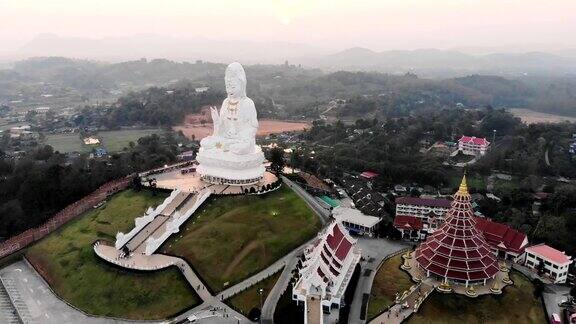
[44,133,87,153]
[162,185,321,292]
[367,254,414,320]
[228,269,283,315]
[98,129,163,152]
[26,189,200,320]
[408,272,546,324]
[447,173,486,191]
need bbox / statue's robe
[200,96,258,155]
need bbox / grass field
[228,269,283,315]
[44,133,88,153]
[98,129,163,152]
[26,189,200,320]
[408,272,546,324]
[447,173,486,191]
[162,185,321,292]
[367,254,414,320]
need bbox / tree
[536,259,546,276]
[268,147,285,175]
[532,278,544,297]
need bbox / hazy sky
[1,0,575,51]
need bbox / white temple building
[293,221,361,324]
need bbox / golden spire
[456,173,470,197]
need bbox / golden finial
[456,173,469,196]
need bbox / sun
[272,0,315,25]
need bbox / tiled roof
[393,215,423,230]
[396,197,452,208]
[526,243,572,265]
[360,171,379,179]
[474,217,527,254]
[459,135,490,146]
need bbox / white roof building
[293,222,361,324]
[332,207,381,236]
[523,243,572,283]
[83,137,101,145]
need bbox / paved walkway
[348,239,409,324]
[260,257,299,323]
[369,281,434,324]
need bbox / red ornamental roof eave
[458,135,490,146]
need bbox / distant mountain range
[7,34,576,77]
[296,47,576,77]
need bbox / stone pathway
[369,281,434,324]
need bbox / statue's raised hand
[210,106,220,135]
[210,106,220,123]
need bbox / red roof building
[360,171,379,179]
[415,175,499,285]
[458,135,490,156]
[474,216,528,259]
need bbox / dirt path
[222,240,261,279]
[175,110,310,140]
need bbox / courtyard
[161,185,322,292]
[367,254,547,324]
[25,189,200,320]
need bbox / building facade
[293,222,361,324]
[522,244,572,283]
[458,136,490,156]
[332,207,381,237]
[394,197,451,240]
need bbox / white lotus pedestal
[196,146,265,186]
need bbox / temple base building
[404,175,512,296]
[293,222,361,324]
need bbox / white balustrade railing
[144,189,211,255]
[115,189,182,249]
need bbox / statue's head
[225,62,247,100]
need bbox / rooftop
[459,135,490,146]
[332,207,381,228]
[525,243,572,265]
[396,196,452,208]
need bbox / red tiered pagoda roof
[415,175,499,283]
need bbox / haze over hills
[3,34,576,78]
[13,34,329,65]
[299,47,576,77]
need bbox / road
[542,284,570,322]
[282,175,332,224]
[348,238,409,324]
[0,260,146,324]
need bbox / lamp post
[259,288,264,324]
[492,129,497,143]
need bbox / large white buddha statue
[196,62,265,185]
